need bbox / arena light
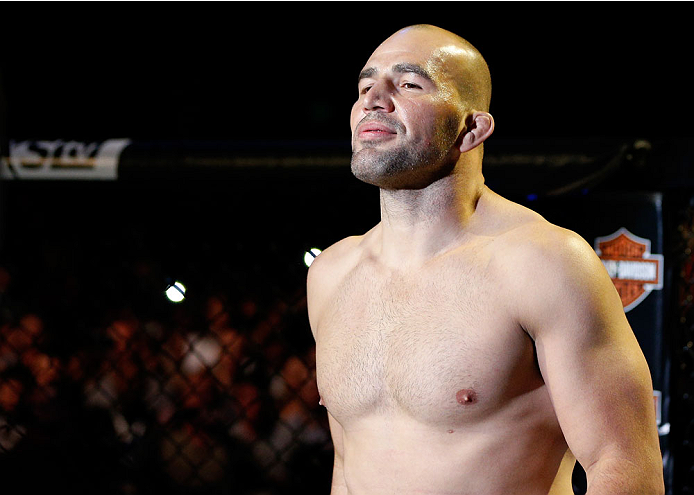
[165,281,187,303]
[303,248,322,267]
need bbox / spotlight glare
[165,281,186,303]
[303,248,322,267]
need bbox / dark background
[0,2,692,144]
[0,3,692,495]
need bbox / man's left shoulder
[494,216,630,344]
[480,190,595,268]
[476,190,608,288]
[504,217,601,276]
[492,216,616,317]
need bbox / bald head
[350,24,495,188]
[378,24,492,113]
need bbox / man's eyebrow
[358,63,433,84]
[358,67,377,82]
[392,63,433,81]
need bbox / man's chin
[350,159,417,189]
[350,163,382,187]
[350,151,456,190]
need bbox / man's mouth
[357,122,398,140]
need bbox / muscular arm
[514,228,664,495]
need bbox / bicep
[535,298,656,467]
[518,232,661,479]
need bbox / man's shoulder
[482,192,591,263]
[496,216,598,282]
[503,216,586,257]
[481,194,603,289]
[490,199,616,311]
[486,200,620,338]
[305,228,376,333]
[306,226,377,291]
[309,232,367,274]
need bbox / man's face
[350,30,465,189]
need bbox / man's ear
[458,112,494,153]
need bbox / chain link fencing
[0,173,352,495]
[673,196,694,493]
[0,146,692,494]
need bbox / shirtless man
[306,25,664,495]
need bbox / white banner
[1,139,131,180]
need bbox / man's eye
[360,86,372,95]
[402,82,422,89]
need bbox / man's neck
[376,170,486,268]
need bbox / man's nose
[362,80,395,113]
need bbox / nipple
[456,389,477,405]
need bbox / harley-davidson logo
[594,228,664,312]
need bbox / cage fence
[0,176,339,495]
[0,266,333,495]
[0,142,693,494]
[674,196,694,493]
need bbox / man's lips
[357,122,397,139]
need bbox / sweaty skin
[307,25,663,495]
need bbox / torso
[310,190,576,495]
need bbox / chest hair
[315,254,528,427]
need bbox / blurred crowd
[0,263,331,495]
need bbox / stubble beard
[350,115,461,190]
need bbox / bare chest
[315,257,538,429]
